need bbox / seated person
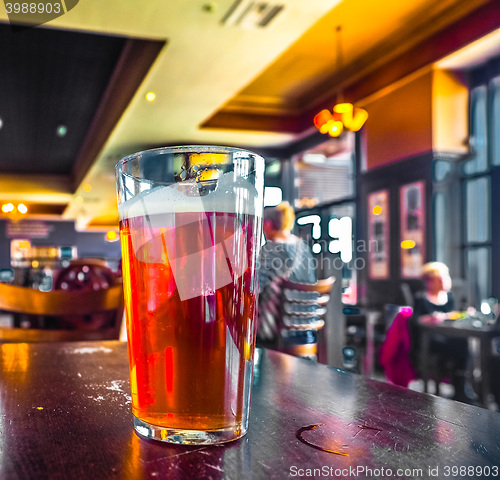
[409,262,469,401]
[257,202,317,347]
[413,262,455,323]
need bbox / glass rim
[115,145,265,171]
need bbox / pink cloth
[379,308,417,387]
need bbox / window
[294,135,355,209]
[293,134,358,304]
[492,77,500,166]
[465,86,488,175]
[435,61,500,307]
[459,66,500,306]
[464,176,490,244]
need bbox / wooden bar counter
[0,341,499,479]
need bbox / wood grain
[0,342,498,479]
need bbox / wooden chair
[0,283,124,343]
[277,276,335,361]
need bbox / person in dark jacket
[410,262,469,402]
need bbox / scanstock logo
[3,0,79,30]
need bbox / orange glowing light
[333,102,353,114]
[372,206,382,215]
[83,184,92,192]
[401,240,416,249]
[329,121,343,137]
[314,103,368,135]
[314,109,333,129]
[334,103,353,128]
[350,108,369,132]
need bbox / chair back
[53,259,117,291]
[0,283,124,343]
[278,276,335,360]
[379,307,416,387]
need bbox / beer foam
[119,172,261,219]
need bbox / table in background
[1,341,499,479]
[344,308,384,376]
[418,317,499,407]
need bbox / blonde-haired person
[410,261,470,402]
[257,202,316,346]
[415,262,454,323]
[262,201,296,239]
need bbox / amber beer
[121,205,261,440]
[116,146,264,444]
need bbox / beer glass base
[133,416,247,445]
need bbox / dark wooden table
[1,341,499,479]
[418,317,499,407]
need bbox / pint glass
[116,146,264,445]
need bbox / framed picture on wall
[400,181,425,278]
[368,189,390,279]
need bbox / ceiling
[0,0,499,230]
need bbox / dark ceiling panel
[0,23,127,175]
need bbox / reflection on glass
[466,247,491,307]
[1,343,29,374]
[434,192,446,262]
[491,78,500,166]
[465,86,488,175]
[123,432,144,480]
[264,186,282,207]
[433,160,453,183]
[465,177,490,244]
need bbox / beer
[120,207,260,432]
[116,146,264,443]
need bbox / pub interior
[1,1,500,477]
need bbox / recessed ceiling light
[83,184,92,192]
[202,3,216,13]
[105,231,119,242]
[56,125,68,137]
[145,92,156,102]
[2,203,14,213]
[17,204,28,214]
